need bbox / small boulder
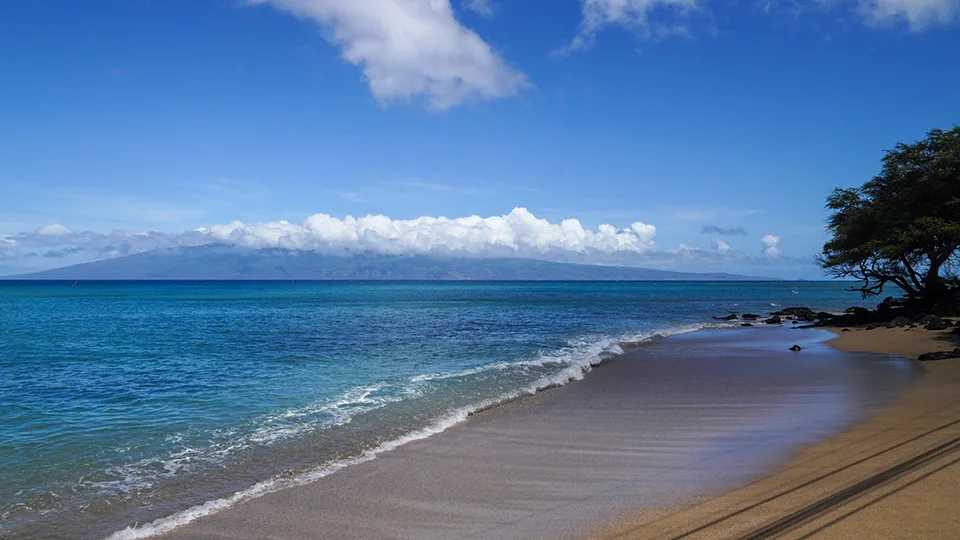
[816,312,833,320]
[764,315,782,325]
[918,348,960,362]
[865,324,880,330]
[887,316,911,328]
[925,318,950,331]
[841,328,851,332]
[741,314,761,321]
[914,314,937,325]
[789,345,802,351]
[713,313,738,321]
[741,323,754,327]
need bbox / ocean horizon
[0,281,892,539]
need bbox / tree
[819,126,960,306]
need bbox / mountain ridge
[6,245,779,281]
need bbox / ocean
[0,281,885,539]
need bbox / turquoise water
[0,281,878,539]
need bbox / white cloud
[35,224,74,237]
[199,207,658,256]
[761,234,781,257]
[248,0,528,110]
[3,211,822,274]
[858,0,959,29]
[464,0,495,17]
[562,0,699,52]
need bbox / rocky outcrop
[789,345,802,351]
[918,348,960,362]
[764,315,783,325]
[741,314,761,321]
[713,313,738,321]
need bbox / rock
[772,307,814,317]
[789,345,802,352]
[816,312,833,319]
[792,320,799,324]
[741,323,754,327]
[925,318,950,331]
[865,324,880,330]
[741,314,761,321]
[713,313,738,321]
[841,328,851,332]
[914,314,936,325]
[887,316,911,328]
[764,316,782,325]
[878,296,908,310]
[955,320,960,327]
[918,348,960,362]
[845,307,871,316]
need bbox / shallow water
[0,281,881,539]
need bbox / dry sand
[592,324,960,540]
[154,327,920,540]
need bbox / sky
[1,0,959,278]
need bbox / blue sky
[1,0,958,278]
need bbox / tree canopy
[819,126,960,306]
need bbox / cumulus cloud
[199,207,658,256]
[712,237,730,252]
[561,0,699,52]
[248,0,528,110]
[2,209,660,263]
[35,223,74,237]
[761,234,781,257]
[858,0,959,30]
[701,225,748,236]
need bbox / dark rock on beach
[741,323,754,327]
[887,316,911,328]
[741,314,761,321]
[918,348,960,362]
[713,314,738,321]
[789,345,802,351]
[924,318,950,331]
[764,316,782,325]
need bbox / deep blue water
[0,281,881,539]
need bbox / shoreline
[591,325,960,539]
[141,326,917,540]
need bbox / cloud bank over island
[1,208,791,271]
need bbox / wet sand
[154,327,919,540]
[592,325,960,539]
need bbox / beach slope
[594,326,960,539]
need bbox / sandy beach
[592,324,960,539]
[147,326,922,540]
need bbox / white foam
[104,323,708,540]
